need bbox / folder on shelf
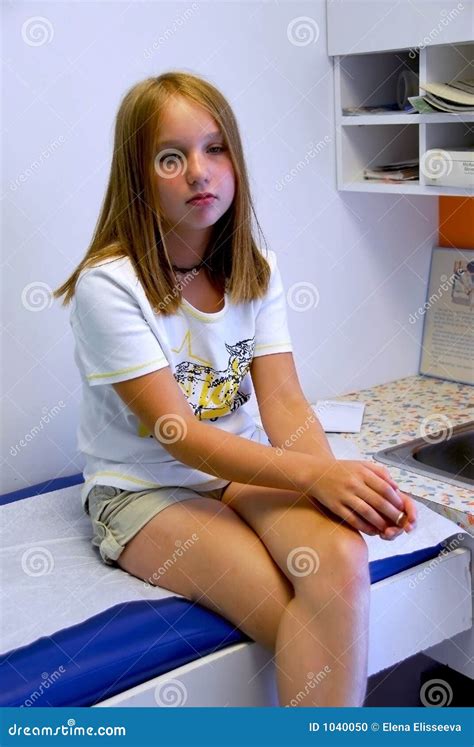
[419,80,474,112]
[420,80,474,106]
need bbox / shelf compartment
[339,123,419,188]
[423,42,474,88]
[420,121,474,190]
[337,50,418,115]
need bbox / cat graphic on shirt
[137,337,255,436]
[176,337,255,421]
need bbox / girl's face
[154,96,236,232]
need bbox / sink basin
[373,420,474,491]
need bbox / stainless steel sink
[373,420,474,491]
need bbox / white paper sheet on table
[363,501,468,561]
[0,486,180,656]
[326,432,365,460]
[312,400,366,433]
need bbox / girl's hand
[306,459,418,537]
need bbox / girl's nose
[186,152,210,183]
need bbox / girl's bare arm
[113,367,322,494]
[112,366,409,535]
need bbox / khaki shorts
[85,483,230,566]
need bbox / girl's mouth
[187,196,216,206]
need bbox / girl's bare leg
[275,568,370,706]
[221,483,371,707]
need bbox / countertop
[336,374,474,534]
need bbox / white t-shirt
[70,248,293,508]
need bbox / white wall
[1,1,437,493]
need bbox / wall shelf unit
[333,42,474,196]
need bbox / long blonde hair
[53,71,271,314]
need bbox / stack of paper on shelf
[343,103,416,115]
[363,158,419,182]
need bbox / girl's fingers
[366,467,418,533]
[355,484,405,527]
[337,465,418,539]
[397,492,418,531]
[385,521,404,536]
[349,495,389,532]
[363,465,404,510]
[364,462,400,493]
[339,505,380,536]
[379,527,403,541]
[359,476,407,525]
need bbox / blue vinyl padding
[369,541,445,583]
[0,472,84,505]
[0,599,250,707]
[0,475,446,707]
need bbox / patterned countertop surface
[335,374,474,534]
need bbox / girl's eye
[157,146,226,167]
[158,151,184,165]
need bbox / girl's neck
[164,226,213,269]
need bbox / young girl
[54,71,417,708]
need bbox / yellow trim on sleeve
[86,357,168,381]
[254,341,292,352]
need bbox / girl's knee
[292,530,369,600]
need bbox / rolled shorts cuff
[87,483,230,567]
[93,528,124,566]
